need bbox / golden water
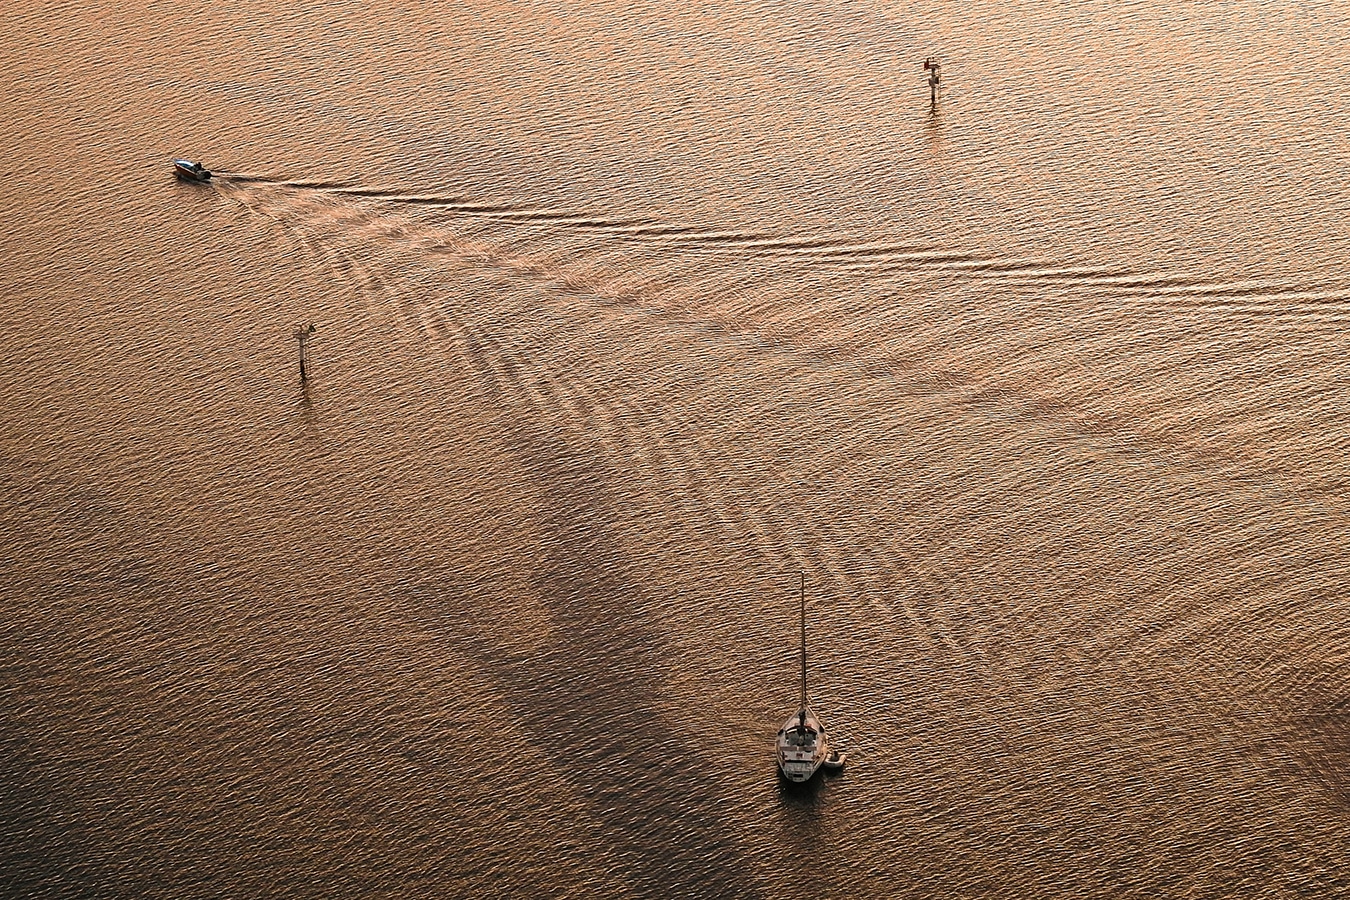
[3,2,1349,896]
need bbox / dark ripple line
[233,178,1350,343]
[231,179,1350,330]
[217,174,360,190]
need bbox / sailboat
[775,572,845,782]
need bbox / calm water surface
[3,1,1350,897]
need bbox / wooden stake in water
[294,323,315,382]
[924,57,941,104]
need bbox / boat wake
[214,177,1350,601]
[221,177,1350,320]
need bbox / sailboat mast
[799,570,807,710]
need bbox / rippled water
[4,1,1350,896]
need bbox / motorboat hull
[173,159,212,182]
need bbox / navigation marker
[294,323,316,382]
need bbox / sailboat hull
[776,708,829,782]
